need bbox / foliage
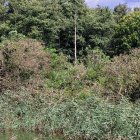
[47,97,140,140]
[1,0,140,57]
[83,7,116,54]
[0,91,140,140]
[0,39,50,93]
[0,0,119,58]
[134,7,140,11]
[0,1,140,139]
[0,0,87,56]
[112,12,140,55]
[101,49,140,101]
[113,4,130,22]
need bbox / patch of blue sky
[85,0,140,8]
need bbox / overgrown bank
[0,39,140,139]
[0,0,140,139]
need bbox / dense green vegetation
[0,1,140,140]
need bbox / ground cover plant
[0,90,140,140]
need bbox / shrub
[81,48,140,101]
[0,39,50,93]
[101,48,140,101]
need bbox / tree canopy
[0,0,140,57]
[112,12,140,55]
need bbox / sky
[85,0,140,9]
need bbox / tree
[0,0,119,59]
[0,0,87,61]
[112,12,140,55]
[113,4,130,22]
[134,7,140,12]
[82,7,116,54]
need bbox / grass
[0,90,140,140]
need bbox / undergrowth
[0,39,140,140]
[0,91,140,140]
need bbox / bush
[0,39,50,93]
[80,48,140,101]
[101,49,140,101]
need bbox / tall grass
[46,97,140,140]
[0,91,140,140]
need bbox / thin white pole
[74,12,77,64]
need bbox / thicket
[1,38,139,101]
[0,39,50,93]
[0,0,140,139]
[0,39,140,140]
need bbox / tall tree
[113,3,130,22]
[134,7,140,12]
[112,12,140,55]
[82,7,116,54]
